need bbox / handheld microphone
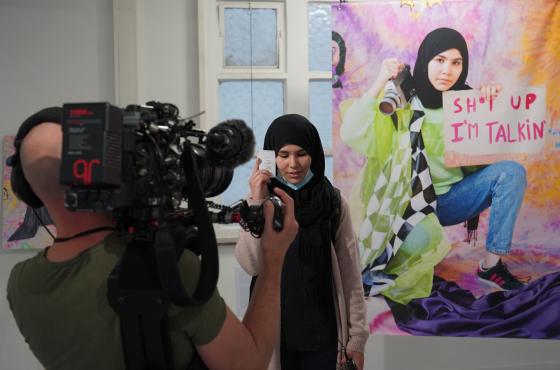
[205,119,255,168]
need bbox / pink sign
[443,87,547,166]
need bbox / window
[221,5,283,69]
[198,0,334,205]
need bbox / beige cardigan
[235,194,369,370]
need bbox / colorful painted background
[332,0,560,336]
[2,136,55,250]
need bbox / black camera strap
[53,225,115,243]
[107,143,219,370]
[154,144,219,307]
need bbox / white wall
[112,0,199,117]
[0,0,115,139]
[1,1,559,370]
[141,0,199,117]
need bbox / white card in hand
[258,150,276,177]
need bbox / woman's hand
[479,84,502,102]
[368,58,406,98]
[378,58,406,82]
[249,158,273,200]
[345,350,364,370]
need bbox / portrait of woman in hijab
[332,0,560,343]
[341,27,528,303]
[235,114,368,370]
[332,31,347,89]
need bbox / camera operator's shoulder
[7,257,29,292]
[7,251,48,301]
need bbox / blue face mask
[276,170,314,191]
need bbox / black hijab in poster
[412,27,472,109]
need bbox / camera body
[60,101,253,234]
[379,64,416,115]
[238,195,284,237]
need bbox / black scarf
[412,27,471,109]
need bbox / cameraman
[6,117,299,370]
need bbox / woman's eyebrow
[436,54,463,62]
[277,149,307,155]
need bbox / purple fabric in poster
[388,271,560,339]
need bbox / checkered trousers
[359,109,437,296]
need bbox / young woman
[235,114,368,370]
[340,27,527,304]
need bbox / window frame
[217,2,285,73]
[198,0,335,132]
[198,0,337,225]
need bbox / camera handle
[107,143,221,370]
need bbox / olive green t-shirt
[7,233,226,370]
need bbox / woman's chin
[287,178,303,184]
[434,84,451,92]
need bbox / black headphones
[6,107,62,209]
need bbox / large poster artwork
[332,0,560,339]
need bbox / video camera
[59,101,258,369]
[60,101,254,230]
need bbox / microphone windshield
[206,119,255,168]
